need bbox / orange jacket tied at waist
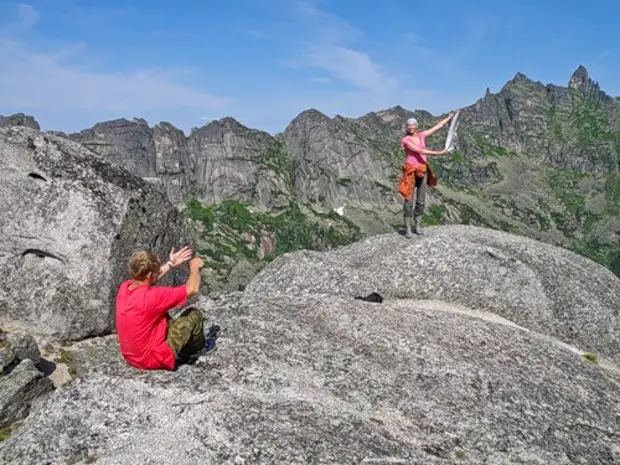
[398,163,437,201]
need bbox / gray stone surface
[1,289,619,464]
[248,225,620,365]
[0,126,188,340]
[0,358,53,430]
[0,332,41,373]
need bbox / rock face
[460,68,619,176]
[1,227,620,464]
[249,225,620,366]
[283,109,397,208]
[0,331,54,430]
[70,117,293,209]
[69,118,195,206]
[0,126,188,340]
[187,118,292,208]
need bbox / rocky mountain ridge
[3,65,619,280]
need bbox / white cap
[407,117,418,125]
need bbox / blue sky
[1,0,618,135]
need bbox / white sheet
[444,111,460,151]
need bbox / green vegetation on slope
[185,198,363,289]
[256,139,296,191]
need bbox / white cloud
[16,3,40,28]
[286,2,399,94]
[0,3,229,117]
[293,0,361,45]
[311,77,332,84]
[244,28,266,39]
[307,45,398,93]
[0,38,231,113]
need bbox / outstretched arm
[422,111,456,137]
[185,257,204,297]
[403,139,448,156]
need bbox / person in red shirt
[115,246,207,370]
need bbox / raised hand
[168,246,193,268]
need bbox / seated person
[115,246,208,370]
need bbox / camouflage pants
[166,309,205,362]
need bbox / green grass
[0,427,11,441]
[605,173,620,212]
[422,204,446,226]
[257,140,295,189]
[571,90,615,146]
[466,134,514,159]
[582,353,599,364]
[546,168,588,216]
[57,349,77,377]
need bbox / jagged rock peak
[0,113,40,130]
[288,108,331,127]
[76,118,144,134]
[375,105,409,122]
[373,106,433,124]
[512,72,531,83]
[569,65,598,93]
[153,121,182,132]
[192,117,271,140]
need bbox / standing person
[399,112,456,237]
[115,246,209,370]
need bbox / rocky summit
[1,225,619,464]
[248,225,620,367]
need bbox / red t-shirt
[115,280,187,370]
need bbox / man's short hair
[128,250,161,280]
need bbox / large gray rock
[248,225,620,366]
[69,117,294,209]
[0,127,188,340]
[1,289,619,464]
[0,359,53,430]
[0,331,53,430]
[69,118,159,179]
[0,331,41,373]
[152,122,196,205]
